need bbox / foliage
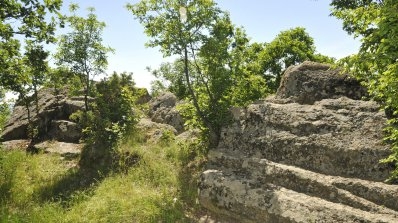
[129,0,270,146]
[24,41,50,113]
[0,89,10,134]
[149,61,189,98]
[0,0,62,92]
[331,0,398,183]
[45,67,78,96]
[254,27,335,91]
[0,0,62,142]
[55,4,114,111]
[73,72,138,170]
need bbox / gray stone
[276,61,368,104]
[148,92,185,133]
[135,88,152,105]
[48,120,81,143]
[137,118,177,143]
[1,88,67,141]
[1,139,31,150]
[63,99,85,118]
[149,92,177,110]
[34,140,82,158]
[1,88,85,142]
[199,62,398,222]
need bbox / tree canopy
[55,4,114,111]
[248,27,335,91]
[129,0,269,146]
[0,0,62,92]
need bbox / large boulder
[1,88,84,143]
[1,88,66,141]
[276,61,368,104]
[149,92,185,133]
[199,62,398,222]
[34,140,82,159]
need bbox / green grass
[0,132,206,222]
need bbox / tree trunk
[84,72,90,112]
[183,45,220,148]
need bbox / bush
[72,72,138,171]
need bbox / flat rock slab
[1,139,31,150]
[34,141,83,156]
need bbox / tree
[77,72,137,170]
[0,89,10,135]
[0,0,62,92]
[255,27,335,91]
[149,61,189,99]
[0,0,61,144]
[129,0,268,146]
[331,0,398,183]
[55,4,114,111]
[24,41,49,114]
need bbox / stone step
[200,168,398,223]
[207,151,398,215]
[219,97,392,182]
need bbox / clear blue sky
[55,0,361,89]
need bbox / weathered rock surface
[199,62,398,222]
[276,61,368,104]
[1,139,31,150]
[148,92,185,133]
[34,141,82,158]
[48,120,81,143]
[137,118,177,143]
[1,88,83,142]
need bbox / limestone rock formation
[148,92,185,133]
[1,88,85,155]
[1,88,84,142]
[137,118,177,143]
[276,61,368,104]
[48,120,81,143]
[199,62,398,222]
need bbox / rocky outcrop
[1,88,85,156]
[276,61,368,104]
[199,62,398,222]
[1,88,84,142]
[137,118,178,143]
[48,120,81,143]
[148,92,185,133]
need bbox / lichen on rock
[199,62,398,222]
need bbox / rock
[149,92,178,110]
[1,88,66,141]
[1,88,84,142]
[135,88,152,105]
[276,61,368,104]
[34,140,82,158]
[63,99,85,117]
[149,92,185,133]
[137,118,177,143]
[1,139,31,150]
[199,62,398,222]
[48,120,81,143]
[176,129,200,143]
